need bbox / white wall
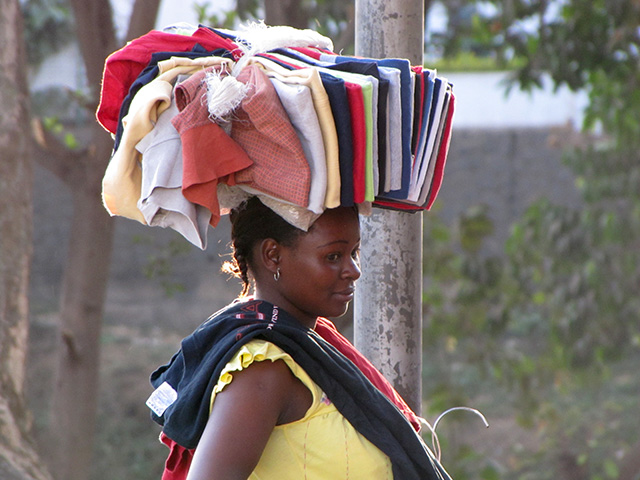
[444,71,588,129]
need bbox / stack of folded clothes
[98,22,455,249]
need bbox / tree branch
[69,0,117,101]
[31,117,86,185]
[61,329,81,362]
[126,0,162,42]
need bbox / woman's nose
[344,256,361,280]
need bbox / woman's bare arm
[185,359,300,480]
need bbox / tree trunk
[46,125,116,480]
[44,3,117,476]
[40,1,159,479]
[0,1,52,479]
[126,0,161,43]
[264,0,309,28]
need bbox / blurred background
[5,0,639,479]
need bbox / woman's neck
[251,288,318,330]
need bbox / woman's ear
[258,238,281,275]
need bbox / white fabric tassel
[234,20,334,56]
[205,70,249,122]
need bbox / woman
[147,197,450,480]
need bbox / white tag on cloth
[146,381,178,417]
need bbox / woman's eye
[327,253,340,262]
[351,248,360,260]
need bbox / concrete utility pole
[354,0,425,414]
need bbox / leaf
[532,291,546,305]
[480,465,501,480]
[63,132,78,150]
[603,458,619,478]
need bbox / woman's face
[273,207,361,326]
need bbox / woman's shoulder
[212,339,318,404]
[211,339,315,425]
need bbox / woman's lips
[333,287,355,302]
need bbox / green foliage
[194,0,354,53]
[430,51,525,72]
[509,146,640,366]
[132,235,192,297]
[467,0,640,147]
[422,142,640,478]
[431,0,640,146]
[428,17,640,478]
[194,1,243,29]
[22,0,74,67]
[422,205,513,478]
[41,115,80,150]
[504,365,640,480]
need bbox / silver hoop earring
[273,267,281,282]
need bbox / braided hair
[222,196,305,297]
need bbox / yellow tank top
[210,339,393,479]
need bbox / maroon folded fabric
[229,65,311,208]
